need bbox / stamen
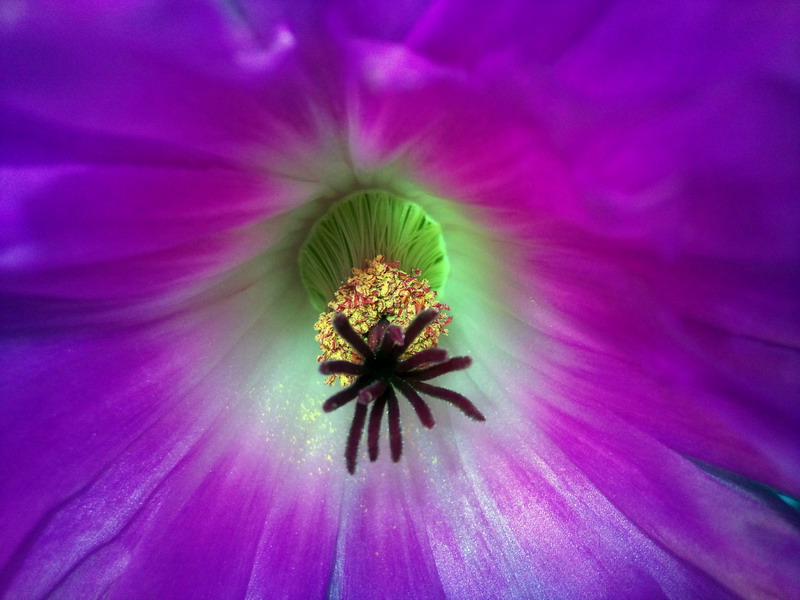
[379,324,405,354]
[367,318,389,351]
[314,256,452,387]
[322,380,364,413]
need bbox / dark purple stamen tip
[411,381,486,422]
[384,324,405,349]
[358,380,387,405]
[320,311,483,474]
[345,402,369,474]
[396,347,448,373]
[367,393,388,461]
[367,318,389,351]
[320,360,364,376]
[394,378,435,428]
[401,308,439,350]
[322,381,363,412]
[404,356,472,381]
[386,388,403,462]
[333,313,373,359]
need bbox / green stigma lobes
[299,190,450,311]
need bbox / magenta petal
[522,232,800,499]
[0,283,340,598]
[542,407,800,598]
[331,475,447,600]
[422,406,797,598]
[0,3,292,164]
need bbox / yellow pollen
[314,255,452,385]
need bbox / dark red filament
[321,309,485,474]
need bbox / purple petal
[0,284,341,599]
[1,1,798,598]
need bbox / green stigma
[299,190,450,311]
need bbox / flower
[1,1,799,599]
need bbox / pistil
[320,308,485,474]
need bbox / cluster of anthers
[315,256,451,386]
[320,309,485,474]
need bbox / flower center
[301,191,484,474]
[314,255,451,385]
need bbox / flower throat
[300,191,484,474]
